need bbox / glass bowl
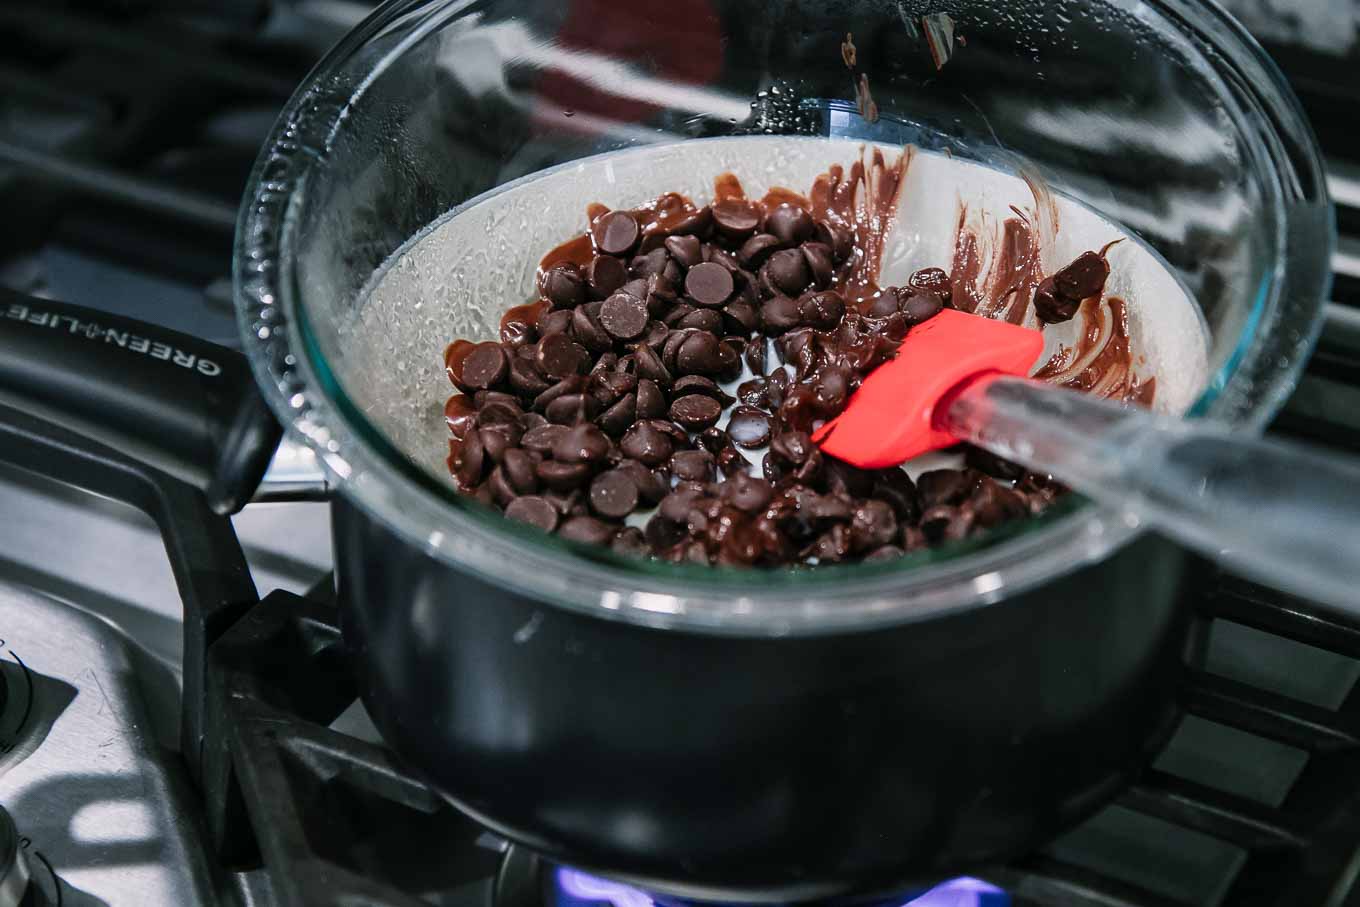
[235,0,1332,635]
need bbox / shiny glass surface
[235,0,1331,634]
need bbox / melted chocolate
[951,210,1150,404]
[541,147,1152,410]
[808,147,913,308]
[1033,297,1155,404]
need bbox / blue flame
[554,867,1008,907]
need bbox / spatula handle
[944,374,1360,612]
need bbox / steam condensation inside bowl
[338,137,1210,489]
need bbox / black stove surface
[4,3,1360,907]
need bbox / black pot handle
[0,288,281,514]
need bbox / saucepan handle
[0,288,280,514]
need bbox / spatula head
[813,308,1045,468]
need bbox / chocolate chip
[452,430,486,488]
[620,421,674,466]
[717,445,748,476]
[536,459,593,491]
[595,211,641,257]
[478,425,516,464]
[674,331,724,376]
[544,393,599,425]
[630,247,671,278]
[723,301,760,335]
[760,295,803,334]
[478,400,525,427]
[921,504,975,542]
[537,308,574,337]
[558,516,619,545]
[486,466,519,506]
[667,205,713,238]
[900,292,943,326]
[596,393,638,437]
[685,262,735,308]
[711,199,762,240]
[803,524,853,562]
[633,343,673,386]
[503,448,539,494]
[610,526,647,556]
[672,375,731,403]
[970,481,1029,528]
[816,221,854,263]
[696,426,729,453]
[671,449,716,482]
[745,339,767,374]
[553,423,611,463]
[585,255,627,299]
[771,429,815,465]
[461,342,508,390]
[716,340,742,383]
[645,514,688,549]
[543,263,586,309]
[616,459,669,505]
[763,249,810,296]
[1034,276,1079,324]
[727,406,772,448]
[909,267,952,299]
[522,423,567,454]
[635,378,666,419]
[532,375,586,413]
[445,395,478,439]
[737,378,769,408]
[665,234,704,269]
[1054,251,1110,302]
[851,500,899,550]
[872,471,921,523]
[720,471,772,513]
[589,469,640,518]
[799,290,846,330]
[917,469,977,507]
[536,333,584,379]
[589,372,637,405]
[670,394,722,431]
[599,292,649,340]
[801,242,834,288]
[738,233,782,268]
[643,319,671,349]
[707,246,741,273]
[664,303,696,327]
[644,418,693,449]
[508,357,551,397]
[505,496,560,532]
[572,307,613,354]
[866,293,900,318]
[677,308,725,333]
[767,205,815,246]
[658,486,705,523]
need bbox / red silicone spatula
[812,308,1360,614]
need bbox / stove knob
[0,806,33,907]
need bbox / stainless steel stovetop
[3,3,1360,906]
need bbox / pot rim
[233,0,1332,636]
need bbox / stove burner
[550,867,1009,907]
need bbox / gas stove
[4,3,1360,906]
